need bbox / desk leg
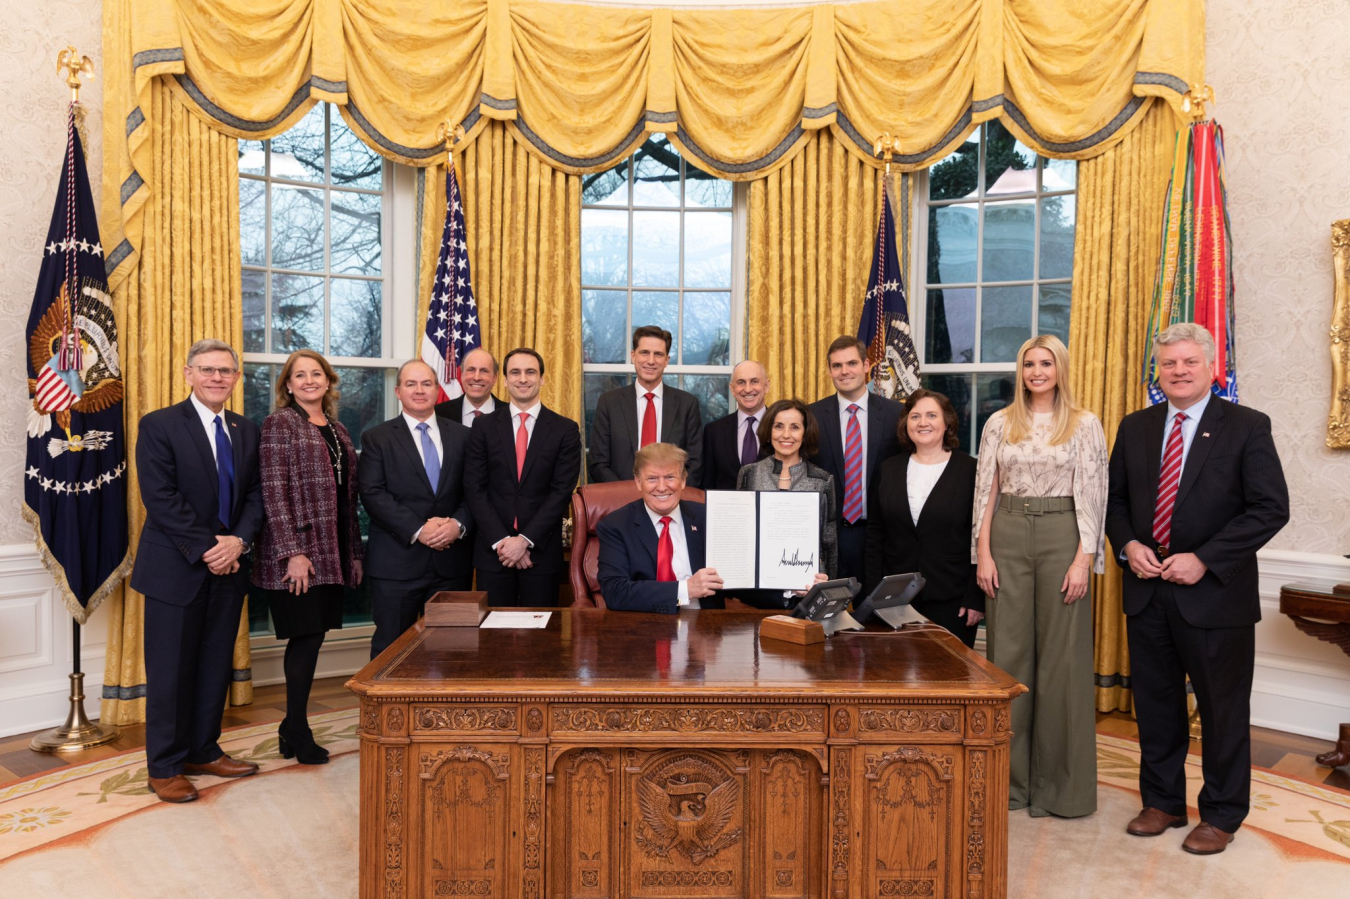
[828,746,853,899]
[522,745,546,899]
[1315,724,1350,768]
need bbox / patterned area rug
[1,714,1348,897]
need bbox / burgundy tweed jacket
[253,405,363,591]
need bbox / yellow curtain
[416,124,583,424]
[100,80,249,725]
[1068,103,1177,713]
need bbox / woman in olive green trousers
[972,335,1108,819]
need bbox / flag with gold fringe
[859,190,921,400]
[1142,121,1237,404]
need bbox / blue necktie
[417,422,441,490]
[213,415,234,528]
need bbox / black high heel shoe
[277,718,329,765]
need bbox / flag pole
[30,46,119,754]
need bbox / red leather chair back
[569,481,706,608]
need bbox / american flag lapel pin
[1202,432,1210,438]
[691,525,698,531]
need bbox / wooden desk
[348,610,1024,899]
[1279,581,1350,768]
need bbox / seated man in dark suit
[701,359,770,491]
[465,347,581,606]
[433,347,501,428]
[359,360,474,659]
[597,443,724,613]
[131,338,263,804]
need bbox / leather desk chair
[569,481,706,608]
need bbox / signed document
[705,490,821,590]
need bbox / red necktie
[656,516,676,581]
[514,413,530,528]
[472,409,483,418]
[1152,412,1187,548]
[842,403,864,523]
[641,392,657,448]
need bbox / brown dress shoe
[1314,724,1350,768]
[184,755,259,778]
[1126,807,1188,836]
[148,775,199,803]
[1182,822,1235,855]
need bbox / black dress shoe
[277,718,329,765]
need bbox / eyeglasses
[193,366,238,378]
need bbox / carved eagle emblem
[27,280,124,438]
[636,768,741,865]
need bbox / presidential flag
[22,108,131,623]
[421,162,482,402]
[859,190,921,401]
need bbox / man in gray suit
[587,325,705,486]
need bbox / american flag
[421,163,481,402]
[858,190,921,401]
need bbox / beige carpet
[3,714,1349,897]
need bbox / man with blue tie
[131,339,264,803]
[359,360,474,658]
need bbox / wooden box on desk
[424,591,488,626]
[759,614,825,645]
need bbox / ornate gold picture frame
[1331,220,1350,449]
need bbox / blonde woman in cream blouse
[972,334,1108,820]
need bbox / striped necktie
[842,404,863,523]
[1152,412,1187,549]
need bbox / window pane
[683,212,732,289]
[680,375,730,424]
[238,140,265,176]
[334,366,388,451]
[1041,155,1077,192]
[243,362,275,429]
[243,269,265,353]
[331,190,382,276]
[920,373,973,454]
[268,104,326,183]
[583,161,628,206]
[1038,283,1072,347]
[682,292,731,365]
[582,289,628,364]
[1039,194,1075,280]
[330,111,382,190]
[583,372,631,441]
[928,133,979,201]
[271,273,325,353]
[929,205,978,283]
[631,211,680,287]
[980,284,1033,362]
[330,278,383,358]
[685,165,732,208]
[975,373,1016,452]
[925,287,975,364]
[985,121,1035,195]
[240,179,266,266]
[981,200,1035,282]
[581,208,628,286]
[633,141,680,207]
[632,291,679,345]
[271,183,326,272]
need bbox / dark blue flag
[858,190,921,401]
[22,109,130,623]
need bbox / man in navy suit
[131,339,264,804]
[360,360,474,659]
[465,348,581,607]
[807,336,905,584]
[597,443,724,613]
[433,347,502,427]
[701,359,770,491]
[1107,323,1288,855]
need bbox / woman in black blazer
[864,389,984,646]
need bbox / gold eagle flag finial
[435,119,467,164]
[1181,84,1216,121]
[873,132,904,178]
[56,46,95,104]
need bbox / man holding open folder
[597,444,724,613]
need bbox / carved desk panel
[349,610,1023,899]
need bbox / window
[238,103,418,634]
[580,137,746,439]
[915,121,1077,453]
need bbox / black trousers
[476,567,560,608]
[369,570,473,660]
[1126,584,1255,833]
[837,521,867,583]
[143,576,246,778]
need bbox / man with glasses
[131,339,263,803]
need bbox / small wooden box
[759,614,825,645]
[424,591,489,627]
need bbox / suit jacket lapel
[865,394,885,482]
[1174,397,1224,508]
[898,456,919,534]
[818,400,843,470]
[632,503,659,569]
[496,408,520,482]
[181,400,221,512]
[435,417,458,495]
[227,410,247,521]
[683,501,706,570]
[1143,403,1167,508]
[394,416,435,493]
[519,408,547,484]
[622,384,641,451]
[660,389,679,443]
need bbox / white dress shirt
[906,455,950,525]
[644,503,696,607]
[1161,391,1212,473]
[190,393,229,466]
[636,381,664,444]
[462,395,496,428]
[837,393,869,518]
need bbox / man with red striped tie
[1107,322,1288,856]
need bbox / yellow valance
[103,0,1202,288]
